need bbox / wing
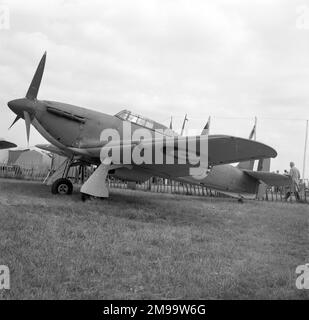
[0,139,17,150]
[69,135,277,179]
[243,170,291,186]
[36,144,71,157]
[208,135,276,164]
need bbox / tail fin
[237,159,255,170]
[256,157,271,200]
[257,157,270,172]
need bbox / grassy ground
[0,178,308,300]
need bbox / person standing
[285,162,301,201]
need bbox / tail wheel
[51,178,73,195]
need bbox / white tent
[0,150,9,164]
[5,149,52,170]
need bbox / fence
[108,177,224,197]
[1,164,308,202]
[108,177,308,202]
[264,184,308,202]
[0,164,49,181]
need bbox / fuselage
[38,100,259,195]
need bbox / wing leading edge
[63,135,277,179]
[71,135,277,165]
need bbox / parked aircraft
[8,53,279,199]
[0,139,16,150]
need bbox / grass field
[0,178,308,300]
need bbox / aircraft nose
[7,98,36,117]
[8,99,23,114]
[7,99,16,111]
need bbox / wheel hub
[58,184,69,194]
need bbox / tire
[51,178,73,195]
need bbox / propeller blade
[26,51,47,100]
[9,115,21,129]
[24,111,31,145]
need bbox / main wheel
[51,178,73,195]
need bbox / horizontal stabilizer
[243,170,290,186]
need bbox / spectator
[285,162,301,201]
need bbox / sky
[0,0,309,176]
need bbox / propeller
[24,111,31,145]
[9,115,21,129]
[26,51,46,100]
[8,112,32,146]
[8,51,47,146]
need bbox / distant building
[1,149,52,170]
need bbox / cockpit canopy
[115,109,178,136]
[116,110,155,129]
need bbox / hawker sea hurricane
[7,53,282,199]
